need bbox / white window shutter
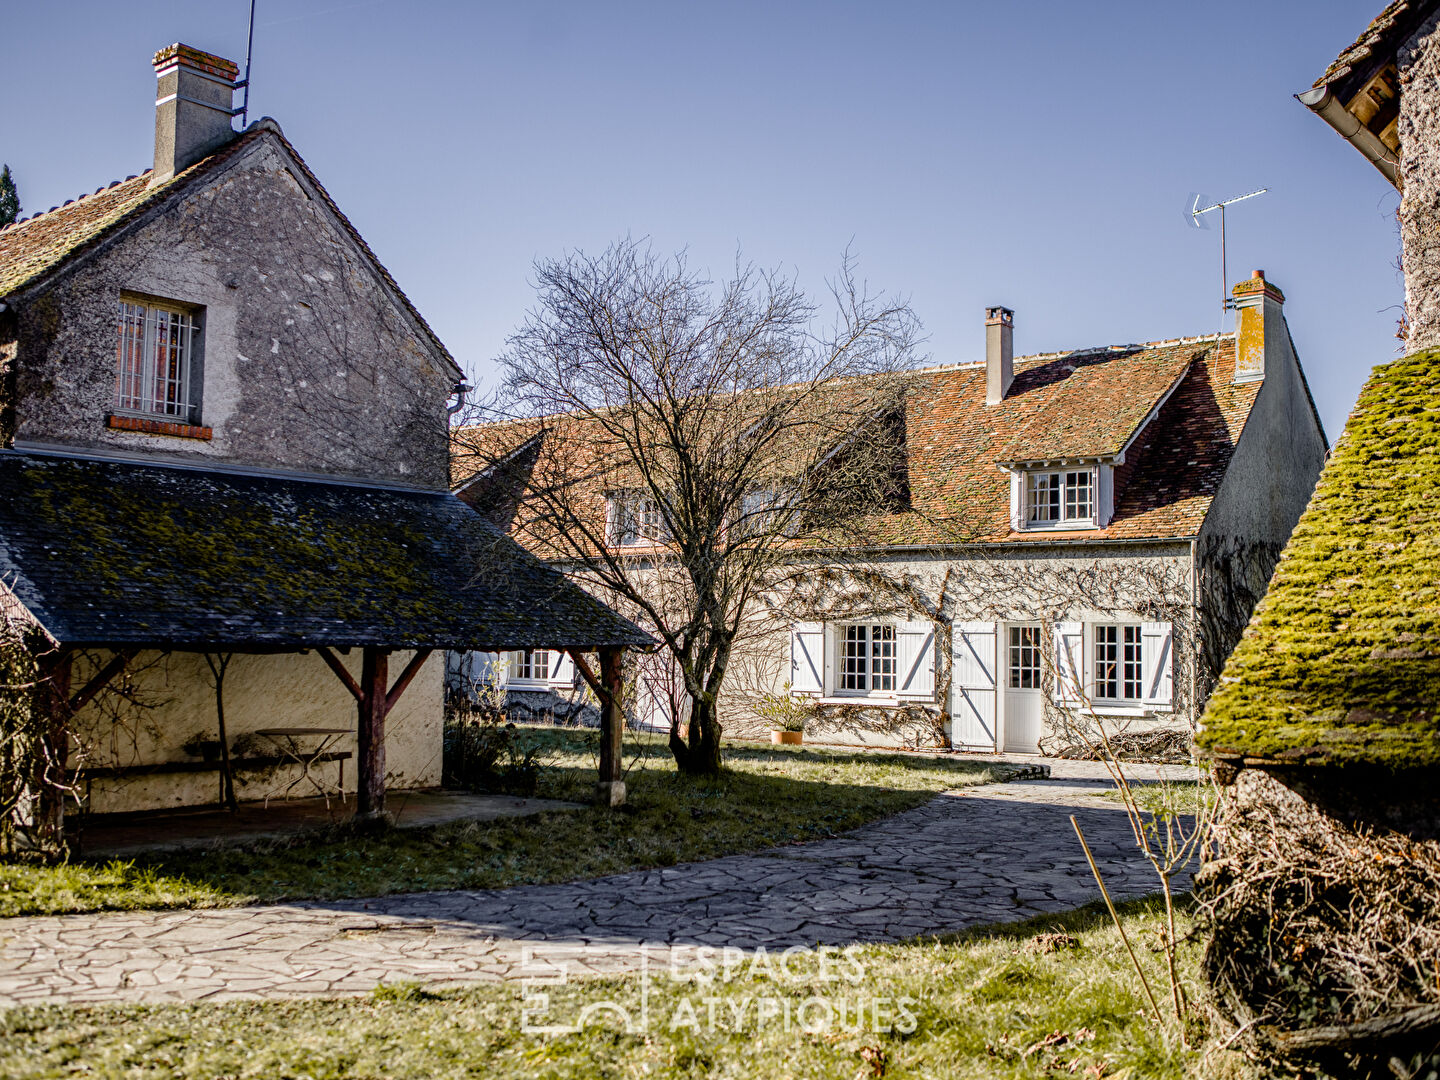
[1053,621,1083,705]
[1097,465,1114,527]
[549,649,575,688]
[1009,471,1024,531]
[896,620,935,699]
[790,622,824,695]
[1142,622,1173,708]
[951,621,997,750]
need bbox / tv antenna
[238,0,257,127]
[1189,188,1268,316]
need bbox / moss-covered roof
[0,453,649,651]
[1198,350,1440,767]
[1311,0,1432,100]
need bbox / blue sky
[2,1,1401,437]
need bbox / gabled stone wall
[10,136,453,489]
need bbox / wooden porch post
[34,650,73,851]
[357,646,390,819]
[596,646,626,807]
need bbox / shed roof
[1198,350,1440,768]
[0,452,649,651]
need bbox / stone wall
[8,136,453,489]
[644,544,1199,754]
[1400,10,1440,351]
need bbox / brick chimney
[150,44,240,185]
[985,306,1014,404]
[1230,270,1285,383]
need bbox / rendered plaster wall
[1400,10,1440,352]
[70,649,443,814]
[1197,314,1326,688]
[1200,316,1326,548]
[693,545,1196,752]
[10,136,452,489]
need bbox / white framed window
[1093,624,1143,701]
[1008,625,1042,689]
[839,623,897,694]
[1025,469,1094,526]
[509,649,551,683]
[115,297,198,420]
[608,492,669,546]
[737,489,785,538]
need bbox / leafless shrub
[1200,769,1440,1072]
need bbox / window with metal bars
[839,624,896,693]
[1093,624,1143,700]
[1008,625,1042,689]
[115,298,198,420]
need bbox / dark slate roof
[1198,350,1440,769]
[1311,0,1436,100]
[0,121,461,380]
[0,452,650,651]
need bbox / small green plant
[443,661,555,795]
[753,685,813,733]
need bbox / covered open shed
[0,451,650,848]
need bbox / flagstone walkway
[0,768,1195,1007]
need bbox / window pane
[1027,472,1063,523]
[1094,624,1119,699]
[115,301,147,412]
[841,625,868,690]
[1065,471,1093,521]
[871,625,896,691]
[1122,626,1142,699]
[1009,625,1040,689]
[115,301,192,418]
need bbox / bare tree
[457,240,923,775]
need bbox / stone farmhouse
[1197,1,1440,1057]
[0,44,645,843]
[458,287,1327,756]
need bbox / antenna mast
[1190,188,1268,317]
[239,0,257,127]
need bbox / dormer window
[1026,469,1093,525]
[115,296,200,422]
[1008,464,1113,531]
[607,492,669,546]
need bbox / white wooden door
[1002,624,1044,754]
[951,621,998,751]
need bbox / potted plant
[756,687,810,746]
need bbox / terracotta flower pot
[771,730,803,745]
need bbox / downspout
[446,381,471,417]
[1296,85,1401,188]
[1190,536,1200,765]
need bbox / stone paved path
[0,773,1192,1006]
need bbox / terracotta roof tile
[1311,0,1433,97]
[461,334,1259,551]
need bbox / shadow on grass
[0,733,1007,918]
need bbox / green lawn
[0,731,1011,918]
[0,897,1253,1080]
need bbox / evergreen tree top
[0,165,19,228]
